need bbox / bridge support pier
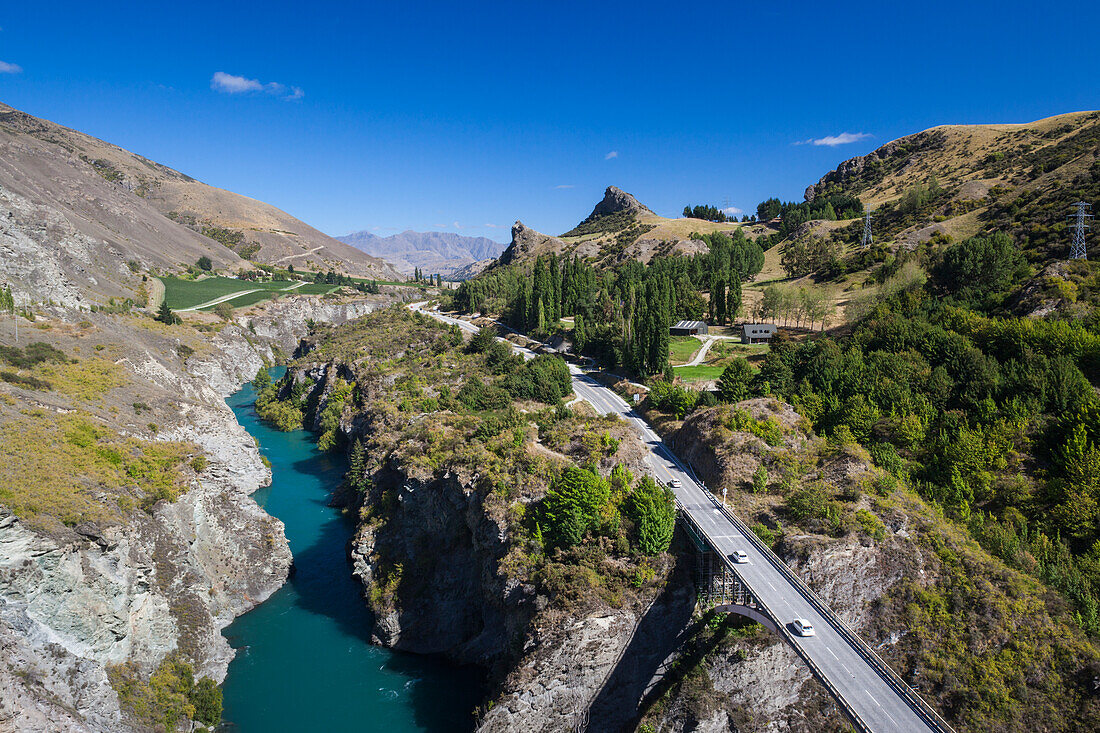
[687,533,776,629]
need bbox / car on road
[669,478,682,488]
[792,618,815,637]
[728,550,749,564]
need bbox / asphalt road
[410,303,943,733]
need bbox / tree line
[454,229,765,375]
[681,204,751,223]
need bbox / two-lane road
[410,303,945,732]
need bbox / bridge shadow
[586,552,697,732]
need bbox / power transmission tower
[1069,201,1092,260]
[861,209,873,249]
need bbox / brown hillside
[0,103,401,284]
[804,110,1100,253]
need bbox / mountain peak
[588,186,654,219]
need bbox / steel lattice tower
[861,209,873,249]
[1069,201,1092,260]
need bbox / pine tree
[348,439,368,493]
[156,300,180,325]
[717,359,754,403]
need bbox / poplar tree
[727,278,742,324]
[714,277,727,325]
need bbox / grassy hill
[0,103,402,284]
[803,110,1100,265]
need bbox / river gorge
[218,370,481,731]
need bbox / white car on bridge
[728,550,749,564]
[792,618,815,637]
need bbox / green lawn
[676,364,726,382]
[669,335,702,365]
[159,276,338,310]
[707,340,768,362]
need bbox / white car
[792,618,815,637]
[669,479,682,489]
[728,550,749,564]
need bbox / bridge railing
[675,483,956,733]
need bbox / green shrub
[717,358,755,403]
[539,466,610,549]
[624,476,675,554]
[854,508,887,540]
[108,653,222,731]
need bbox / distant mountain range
[337,230,506,279]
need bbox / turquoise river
[220,370,481,731]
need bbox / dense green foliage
[930,232,1030,308]
[540,466,611,548]
[624,476,676,554]
[755,192,864,240]
[755,279,1100,633]
[716,358,754,403]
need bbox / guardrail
[674,481,955,733]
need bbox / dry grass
[37,357,126,401]
[0,410,198,529]
[639,214,744,241]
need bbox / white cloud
[211,71,262,93]
[211,71,303,100]
[554,184,575,189]
[484,223,502,228]
[794,132,873,147]
[0,60,22,74]
[722,206,743,216]
[605,150,619,160]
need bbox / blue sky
[1,1,1097,242]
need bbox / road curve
[408,303,949,733]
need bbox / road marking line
[827,648,838,660]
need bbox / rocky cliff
[495,221,569,268]
[586,186,655,220]
[0,293,399,732]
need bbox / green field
[159,277,338,311]
[675,364,726,382]
[668,335,702,365]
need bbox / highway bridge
[410,304,954,733]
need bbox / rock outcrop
[586,185,655,219]
[495,221,568,267]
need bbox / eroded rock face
[0,296,394,732]
[588,185,655,219]
[496,221,568,267]
[348,466,532,667]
